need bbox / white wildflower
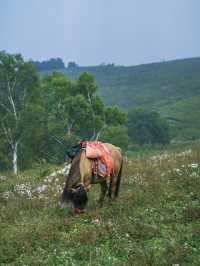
[190,172,198,177]
[1,191,14,199]
[174,168,182,176]
[56,185,63,193]
[91,218,100,225]
[177,149,192,157]
[14,184,32,198]
[190,163,198,169]
[34,184,48,193]
[0,176,8,181]
[44,175,54,183]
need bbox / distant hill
[39,57,200,140]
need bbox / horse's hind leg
[97,181,108,207]
[108,175,117,200]
[109,159,123,199]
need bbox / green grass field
[1,142,200,265]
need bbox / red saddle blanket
[82,141,113,177]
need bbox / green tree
[40,72,74,162]
[127,109,170,145]
[18,103,46,168]
[105,106,127,126]
[64,94,91,137]
[0,51,40,173]
[75,72,97,99]
[74,72,105,139]
[100,125,130,150]
[88,95,105,139]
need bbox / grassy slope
[1,142,200,265]
[60,57,200,140]
[159,95,200,139]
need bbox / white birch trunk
[67,123,73,136]
[95,125,105,140]
[8,80,19,175]
[67,126,71,136]
[13,141,18,175]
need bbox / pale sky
[0,0,199,66]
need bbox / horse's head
[61,144,91,213]
[60,183,88,214]
[69,183,88,213]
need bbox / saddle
[66,141,113,178]
[82,141,113,177]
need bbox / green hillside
[41,57,200,140]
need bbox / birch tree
[76,72,105,139]
[0,51,39,174]
[40,72,91,146]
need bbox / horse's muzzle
[74,208,85,214]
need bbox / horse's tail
[115,158,123,197]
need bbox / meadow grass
[1,142,200,265]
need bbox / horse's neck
[67,152,82,188]
[79,151,93,187]
[79,151,87,184]
[67,150,92,188]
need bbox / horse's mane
[65,143,82,160]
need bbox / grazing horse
[60,142,123,213]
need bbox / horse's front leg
[97,181,108,207]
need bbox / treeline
[32,58,65,71]
[0,51,170,173]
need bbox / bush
[127,108,170,146]
[100,125,130,150]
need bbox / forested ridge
[35,57,200,140]
[1,51,199,173]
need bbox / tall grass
[1,142,200,265]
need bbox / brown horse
[60,142,123,213]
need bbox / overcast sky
[1,0,199,66]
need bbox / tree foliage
[0,51,41,172]
[105,106,127,126]
[100,126,130,150]
[0,51,171,172]
[127,109,170,145]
